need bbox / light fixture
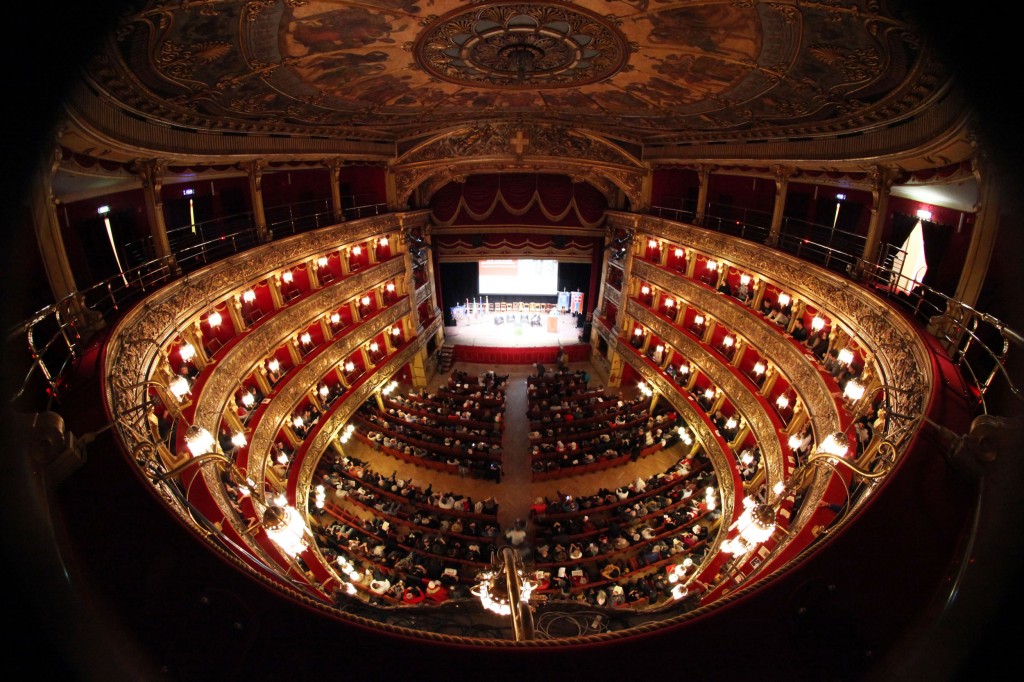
[638,382,653,398]
[282,270,293,284]
[722,335,734,348]
[352,245,362,256]
[243,289,256,303]
[184,425,216,457]
[207,310,222,328]
[704,387,716,401]
[241,391,255,408]
[300,331,312,345]
[231,432,247,448]
[339,423,356,443]
[344,360,356,373]
[811,315,825,332]
[330,312,341,325]
[665,298,675,308]
[314,484,326,509]
[634,327,643,337]
[179,342,196,363]
[391,326,401,337]
[694,314,705,326]
[293,415,304,430]
[721,496,777,555]
[677,426,693,445]
[777,292,791,307]
[776,394,790,410]
[706,260,718,271]
[361,295,371,307]
[740,273,751,286]
[740,450,755,466]
[470,547,536,640]
[917,209,933,220]
[725,416,738,430]
[277,450,290,465]
[753,361,766,376]
[818,432,850,458]
[788,433,803,450]
[640,285,650,295]
[381,380,399,396]
[836,193,846,201]
[318,256,329,268]
[378,236,389,247]
[369,341,379,354]
[169,375,191,402]
[837,348,855,365]
[678,362,690,375]
[674,247,684,258]
[318,384,329,400]
[385,282,395,293]
[262,505,310,558]
[648,238,659,248]
[97,205,129,287]
[267,358,280,373]
[843,379,866,402]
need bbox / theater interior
[3,2,1024,681]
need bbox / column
[953,164,999,308]
[132,158,179,274]
[325,157,345,223]
[767,165,792,247]
[244,160,271,243]
[694,165,711,226]
[860,166,897,268]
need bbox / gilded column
[325,157,345,223]
[244,160,270,243]
[29,147,85,317]
[132,158,179,274]
[860,166,897,268]
[767,165,792,247]
[694,165,712,226]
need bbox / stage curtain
[431,173,606,228]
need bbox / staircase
[437,345,454,372]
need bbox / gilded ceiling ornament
[414,2,629,88]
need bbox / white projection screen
[478,259,559,296]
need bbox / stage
[444,309,583,347]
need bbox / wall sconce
[725,416,738,431]
[344,360,356,373]
[390,326,401,338]
[385,282,396,293]
[282,270,294,284]
[753,361,766,376]
[706,260,718,271]
[634,327,644,337]
[704,387,716,401]
[674,247,684,258]
[241,391,255,409]
[843,379,866,402]
[640,285,650,296]
[677,426,693,445]
[292,415,304,430]
[179,342,196,363]
[243,289,256,303]
[351,245,362,256]
[837,348,855,365]
[740,273,751,286]
[722,335,734,349]
[378,236,389,247]
[339,423,355,443]
[319,384,330,399]
[369,341,380,354]
[184,425,216,457]
[330,312,341,325]
[776,393,790,410]
[638,382,653,398]
[360,295,371,307]
[811,315,826,332]
[740,450,755,466]
[693,314,705,326]
[207,310,222,328]
[317,256,329,269]
[916,209,932,221]
[267,358,280,374]
[777,292,791,307]
[300,332,312,346]
[665,298,675,308]
[648,238,659,248]
[168,375,191,402]
[678,362,690,375]
[231,432,247,449]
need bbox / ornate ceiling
[68,1,964,151]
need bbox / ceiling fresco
[87,0,944,143]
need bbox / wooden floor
[345,359,686,541]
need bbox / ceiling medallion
[415,2,629,89]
